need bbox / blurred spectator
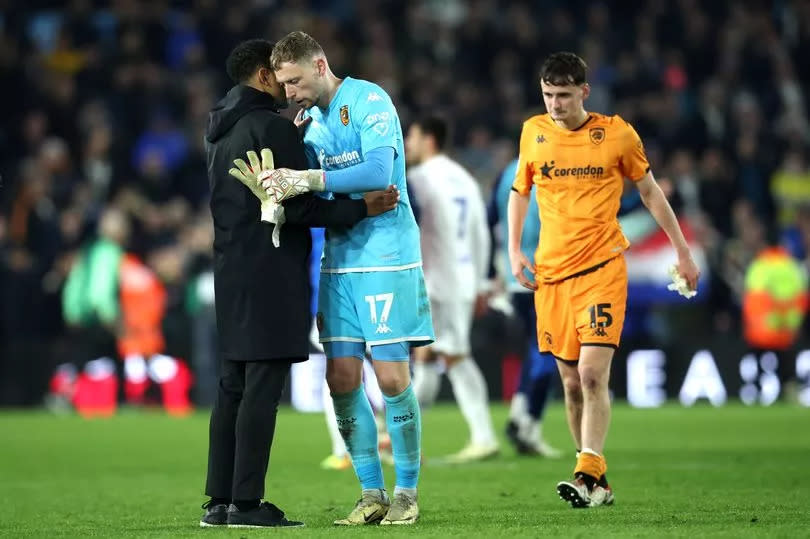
[51,207,192,415]
[698,147,738,238]
[0,160,61,405]
[722,200,770,305]
[784,204,810,266]
[742,244,808,352]
[771,149,810,229]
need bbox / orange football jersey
[513,112,649,283]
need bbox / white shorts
[430,297,474,356]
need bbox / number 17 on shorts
[318,268,434,347]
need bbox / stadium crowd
[1,0,809,405]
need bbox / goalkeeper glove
[260,168,326,204]
[228,148,286,247]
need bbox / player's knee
[326,368,360,395]
[562,376,583,400]
[376,370,410,396]
[578,365,606,393]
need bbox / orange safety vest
[117,254,167,357]
[742,247,808,350]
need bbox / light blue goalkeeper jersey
[302,77,421,272]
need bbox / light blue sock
[332,385,384,490]
[383,384,421,489]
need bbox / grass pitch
[1,403,808,538]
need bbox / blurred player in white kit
[406,116,499,462]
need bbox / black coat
[205,85,367,361]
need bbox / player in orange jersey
[507,52,700,508]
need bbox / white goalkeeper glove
[260,168,326,204]
[667,265,697,299]
[228,148,286,247]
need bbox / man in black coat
[200,39,397,529]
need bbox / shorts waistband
[556,257,614,283]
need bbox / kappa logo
[592,325,608,337]
[543,332,553,346]
[340,104,349,126]
[316,312,324,332]
[536,134,546,143]
[375,323,392,334]
[367,91,383,102]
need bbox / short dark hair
[413,116,449,150]
[226,39,273,84]
[539,52,588,86]
[271,31,324,70]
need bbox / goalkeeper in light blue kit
[261,31,433,526]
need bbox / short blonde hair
[271,31,324,70]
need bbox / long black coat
[205,85,367,361]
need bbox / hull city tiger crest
[339,105,349,126]
[589,127,605,145]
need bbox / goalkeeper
[259,32,434,526]
[200,39,397,529]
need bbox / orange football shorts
[535,254,627,362]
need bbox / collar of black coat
[206,85,280,143]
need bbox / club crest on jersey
[339,105,349,126]
[589,127,605,145]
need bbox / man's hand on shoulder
[363,185,399,216]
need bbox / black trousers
[205,358,295,501]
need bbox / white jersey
[408,154,490,302]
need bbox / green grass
[1,403,808,538]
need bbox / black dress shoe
[227,501,305,528]
[199,500,229,527]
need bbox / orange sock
[574,451,607,482]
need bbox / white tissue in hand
[259,200,286,248]
[667,265,697,299]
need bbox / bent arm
[283,193,367,228]
[323,146,394,193]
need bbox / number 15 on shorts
[588,303,612,337]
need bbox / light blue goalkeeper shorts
[317,267,434,361]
